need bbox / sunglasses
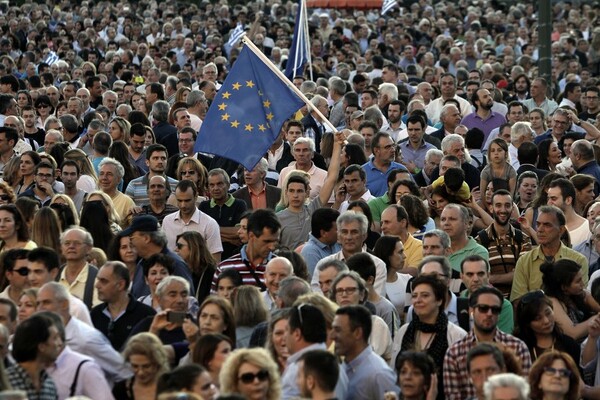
[13,267,29,276]
[175,242,187,249]
[0,195,10,201]
[238,369,269,384]
[543,367,572,378]
[474,304,502,315]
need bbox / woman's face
[145,264,170,294]
[588,203,600,227]
[389,240,406,272]
[174,237,191,262]
[577,183,595,207]
[237,217,249,244]
[19,155,36,177]
[518,177,538,204]
[431,194,448,215]
[0,210,17,240]
[411,283,441,321]
[199,303,226,336]
[488,142,507,164]
[109,121,123,141]
[119,236,137,264]
[548,142,562,165]
[236,362,270,400]
[208,340,232,373]
[395,184,412,202]
[0,189,10,206]
[17,294,36,323]
[334,276,362,306]
[129,354,159,385]
[17,93,29,108]
[564,270,585,296]
[56,105,67,118]
[192,371,218,400]
[272,318,289,360]
[562,139,574,157]
[398,361,427,399]
[538,358,570,397]
[217,277,236,301]
[145,129,154,146]
[485,181,494,204]
[530,304,555,336]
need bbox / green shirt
[448,237,489,272]
[461,289,514,334]
[510,243,589,302]
[368,193,390,223]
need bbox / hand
[471,187,481,203]
[518,216,531,232]
[182,318,199,342]
[425,374,438,400]
[335,184,347,204]
[128,206,143,216]
[589,315,600,339]
[567,109,580,125]
[37,181,54,196]
[403,160,417,174]
[334,131,345,145]
[149,310,170,334]
[383,392,398,400]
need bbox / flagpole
[241,35,337,133]
[301,0,313,81]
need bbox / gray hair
[152,100,170,122]
[310,94,327,109]
[330,271,367,300]
[317,259,348,273]
[59,114,79,134]
[60,227,94,247]
[336,211,368,236]
[363,105,384,127]
[329,78,346,96]
[251,158,268,175]
[510,121,533,143]
[40,281,71,304]
[418,255,451,277]
[443,203,470,224]
[378,82,398,101]
[407,99,425,113]
[293,137,316,153]
[425,148,443,162]
[278,276,311,308]
[102,90,117,100]
[300,80,317,94]
[484,373,530,400]
[45,129,64,142]
[440,104,459,121]
[44,116,61,131]
[116,104,132,115]
[187,90,206,107]
[207,168,230,185]
[156,276,190,299]
[423,229,451,249]
[148,230,168,247]
[441,134,465,153]
[98,157,125,180]
[88,119,106,131]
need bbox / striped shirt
[125,173,178,205]
[7,363,58,400]
[212,245,273,291]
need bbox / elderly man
[301,95,330,153]
[99,157,135,222]
[431,104,464,142]
[426,73,472,125]
[362,132,408,197]
[429,134,481,189]
[233,158,282,210]
[262,257,293,310]
[186,90,208,131]
[127,175,178,225]
[508,121,535,170]
[522,77,558,117]
[571,139,600,196]
[278,138,327,200]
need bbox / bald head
[265,257,294,297]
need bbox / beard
[493,212,510,226]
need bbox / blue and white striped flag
[382,0,398,15]
[284,0,311,80]
[227,23,245,48]
[44,51,60,65]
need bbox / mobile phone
[167,311,189,324]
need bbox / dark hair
[145,143,168,159]
[372,236,401,273]
[80,200,115,252]
[344,143,368,166]
[299,349,340,392]
[346,252,376,281]
[547,178,577,205]
[274,248,309,282]
[216,269,243,287]
[411,274,447,311]
[514,291,563,353]
[347,200,375,229]
[343,164,367,181]
[311,208,340,239]
[395,351,436,387]
[468,286,504,308]
[540,260,582,303]
[390,179,420,202]
[192,333,232,368]
[198,296,236,345]
[529,351,581,400]
[157,364,208,395]
[0,204,30,242]
[336,305,372,341]
[0,298,16,323]
[466,343,505,372]
[106,261,131,289]
[444,167,465,192]
[143,253,175,277]
[517,141,538,165]
[176,179,198,198]
[1,248,29,273]
[27,247,60,272]
[12,314,55,362]
[288,303,327,343]
[537,139,557,171]
[0,126,18,146]
[49,202,77,231]
[247,209,281,238]
[400,194,429,229]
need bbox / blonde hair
[50,194,80,226]
[219,348,281,400]
[122,332,169,377]
[64,148,98,183]
[86,191,121,225]
[30,207,62,255]
[294,292,339,328]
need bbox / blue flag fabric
[195,45,305,170]
[284,0,309,80]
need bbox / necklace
[533,340,555,360]
[416,331,436,351]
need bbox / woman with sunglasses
[514,291,580,364]
[169,157,208,206]
[541,260,600,341]
[34,95,54,128]
[219,347,281,400]
[528,351,581,400]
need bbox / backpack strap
[477,229,490,249]
[83,265,98,310]
[70,359,91,396]
[456,297,471,332]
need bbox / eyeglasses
[553,120,569,125]
[13,267,29,276]
[334,287,359,296]
[474,304,502,315]
[181,170,197,175]
[0,195,10,201]
[36,173,53,179]
[543,367,572,378]
[175,242,187,249]
[238,369,269,384]
[36,104,50,109]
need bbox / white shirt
[426,95,472,125]
[278,162,328,200]
[162,208,223,254]
[339,190,375,213]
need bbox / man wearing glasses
[18,160,62,206]
[363,131,407,197]
[443,286,531,400]
[580,86,600,122]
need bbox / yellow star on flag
[232,82,241,90]
[231,120,240,128]
[218,103,227,110]
[222,91,231,99]
[245,124,253,131]
[266,113,274,120]
[263,100,271,108]
[258,124,266,132]
[246,80,255,88]
[221,113,230,121]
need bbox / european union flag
[195,44,305,170]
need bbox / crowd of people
[0,0,598,399]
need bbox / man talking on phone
[18,160,64,206]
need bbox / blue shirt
[344,345,399,400]
[300,234,342,277]
[362,160,408,197]
[399,139,436,170]
[577,160,600,196]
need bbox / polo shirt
[368,193,390,223]
[403,233,423,269]
[59,263,100,308]
[200,194,247,258]
[111,191,135,222]
[510,243,588,301]
[300,233,342,277]
[362,159,408,197]
[448,237,489,272]
[212,245,274,290]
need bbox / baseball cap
[121,215,159,236]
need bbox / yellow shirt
[403,233,423,269]
[59,263,100,308]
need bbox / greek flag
[382,0,398,15]
[44,51,60,65]
[227,23,245,48]
[284,0,311,80]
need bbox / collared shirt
[509,143,520,170]
[426,95,473,125]
[267,142,285,171]
[339,189,375,213]
[522,97,558,118]
[125,173,179,206]
[58,264,100,308]
[399,139,436,170]
[278,162,327,200]
[162,208,223,253]
[443,329,531,400]
[461,111,506,144]
[368,193,390,223]
[7,363,57,400]
[282,342,348,400]
[110,191,136,222]
[510,243,589,301]
[343,345,399,400]
[403,233,423,269]
[300,233,342,277]
[448,237,489,273]
[362,159,408,197]
[212,245,274,290]
[576,160,600,196]
[47,346,114,400]
[248,184,267,210]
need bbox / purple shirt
[461,111,506,145]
